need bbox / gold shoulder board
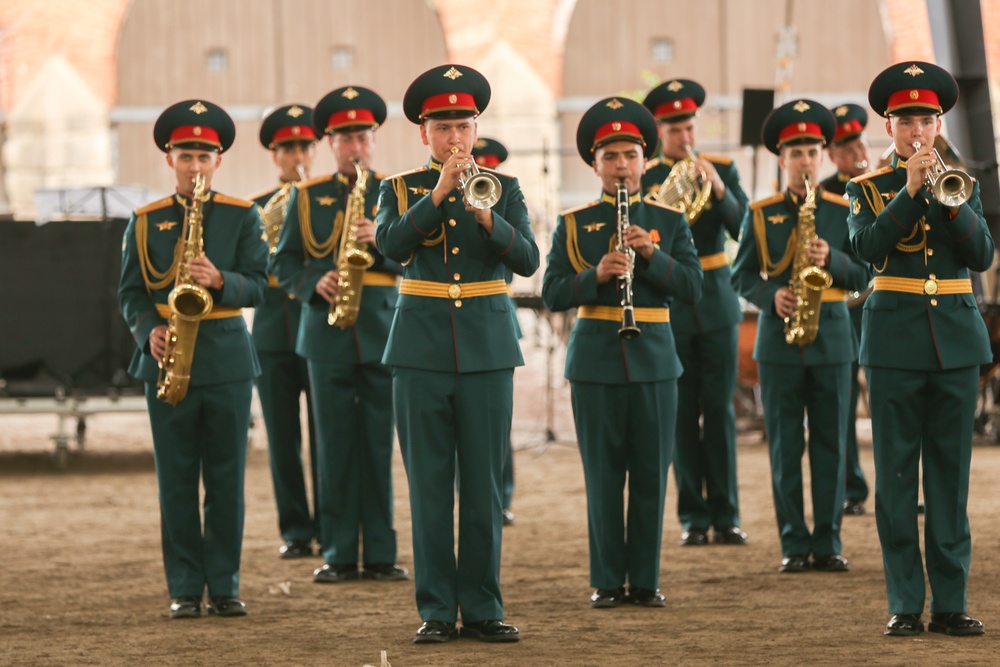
[821,191,849,206]
[644,157,662,169]
[700,153,734,165]
[559,200,600,217]
[135,196,174,216]
[749,192,786,211]
[384,166,429,181]
[297,174,334,191]
[645,199,684,214]
[212,193,253,208]
[850,166,894,184]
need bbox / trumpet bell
[933,168,973,208]
[464,172,502,209]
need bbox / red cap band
[474,155,501,169]
[833,119,863,143]
[654,97,698,119]
[420,92,478,119]
[592,121,644,151]
[271,125,317,147]
[326,108,377,132]
[777,121,824,147]
[168,125,221,148]
[886,88,941,115]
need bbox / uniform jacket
[732,187,868,366]
[820,171,852,197]
[846,154,993,370]
[542,191,703,384]
[251,184,304,353]
[641,153,746,335]
[118,191,268,385]
[272,171,400,365]
[374,158,539,373]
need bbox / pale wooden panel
[116,0,448,199]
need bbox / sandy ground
[3,311,1000,666]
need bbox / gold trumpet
[451,146,501,209]
[912,141,973,210]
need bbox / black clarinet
[616,180,641,340]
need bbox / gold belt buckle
[923,279,938,295]
[448,284,462,300]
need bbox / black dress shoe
[361,563,409,581]
[928,612,985,636]
[169,596,201,619]
[278,540,314,559]
[843,499,866,516]
[461,620,520,642]
[501,508,515,526]
[713,526,748,545]
[590,586,627,608]
[779,555,810,573]
[885,613,924,636]
[205,596,247,617]
[812,554,850,572]
[680,529,709,546]
[313,563,360,583]
[628,587,666,607]
[413,620,458,644]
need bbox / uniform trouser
[673,325,740,531]
[757,362,849,558]
[145,380,252,598]
[571,380,676,591]
[256,351,318,544]
[866,365,976,615]
[845,306,869,502]
[308,359,396,566]
[502,437,515,510]
[394,367,512,623]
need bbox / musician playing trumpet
[731,99,868,576]
[640,79,750,548]
[847,62,991,638]
[249,104,319,560]
[543,97,702,609]
[272,86,407,586]
[118,100,267,619]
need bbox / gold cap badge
[342,87,360,99]
[443,67,463,80]
[904,64,925,77]
[287,105,304,118]
[792,100,810,113]
[189,101,208,115]
[606,98,624,110]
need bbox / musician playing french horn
[249,104,320,561]
[731,99,868,576]
[118,100,267,619]
[543,97,702,610]
[640,79,751,548]
[847,62,991,638]
[271,86,407,586]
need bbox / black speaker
[740,88,775,147]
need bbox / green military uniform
[640,79,748,541]
[820,103,872,511]
[544,97,702,602]
[118,100,267,608]
[847,62,992,632]
[731,99,868,567]
[374,65,539,631]
[472,137,517,518]
[250,104,319,554]
[272,86,402,577]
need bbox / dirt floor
[4,317,1000,666]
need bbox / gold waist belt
[399,278,508,300]
[268,274,280,288]
[699,252,730,271]
[872,276,972,296]
[363,271,400,287]
[820,288,847,302]
[577,305,670,323]
[155,303,243,320]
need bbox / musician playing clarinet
[542,97,702,609]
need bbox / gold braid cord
[564,213,593,274]
[857,180,926,274]
[298,186,341,259]
[136,212,183,294]
[752,207,797,277]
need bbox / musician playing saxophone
[118,100,267,619]
[249,104,320,560]
[543,97,702,609]
[640,79,751,548]
[731,99,868,576]
[271,86,407,586]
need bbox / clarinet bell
[619,307,641,340]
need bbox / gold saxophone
[784,174,832,347]
[157,173,213,405]
[648,144,712,223]
[328,160,374,328]
[261,165,306,254]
